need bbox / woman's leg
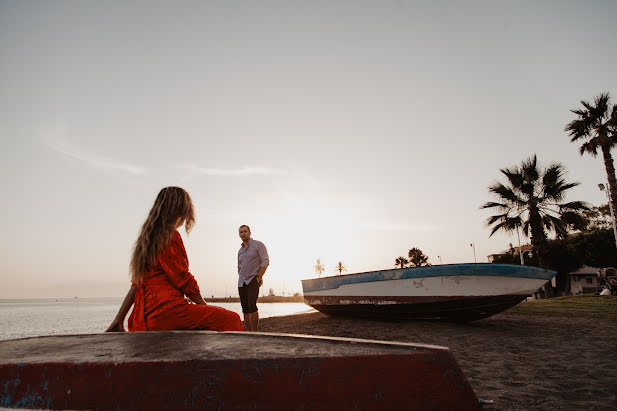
[147,304,243,332]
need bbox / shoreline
[260,297,617,410]
[205,295,304,303]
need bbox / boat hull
[305,294,530,321]
[0,331,481,409]
[302,264,555,321]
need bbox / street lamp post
[598,183,617,251]
[470,243,477,263]
[516,225,524,265]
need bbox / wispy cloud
[187,165,288,177]
[45,134,147,175]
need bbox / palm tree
[565,93,617,214]
[481,155,589,266]
[394,256,409,268]
[335,261,347,275]
[314,259,325,277]
[408,248,429,267]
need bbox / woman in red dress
[106,187,243,332]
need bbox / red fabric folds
[128,231,243,332]
[130,285,146,331]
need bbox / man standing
[237,225,269,331]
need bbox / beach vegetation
[508,294,617,321]
[394,256,409,268]
[565,92,617,217]
[578,204,612,231]
[482,155,589,267]
[335,261,347,275]
[314,259,325,277]
[490,226,617,295]
[408,248,429,267]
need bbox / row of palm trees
[394,247,430,268]
[483,92,617,267]
[314,259,347,277]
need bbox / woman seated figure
[106,186,243,332]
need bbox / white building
[569,266,601,295]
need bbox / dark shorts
[238,276,260,314]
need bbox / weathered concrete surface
[0,331,480,410]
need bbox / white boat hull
[301,264,555,321]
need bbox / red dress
[128,231,243,332]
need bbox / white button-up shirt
[237,238,269,287]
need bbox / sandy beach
[260,307,617,410]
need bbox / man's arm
[256,242,270,285]
[105,286,137,332]
[256,266,268,285]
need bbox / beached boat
[302,263,556,321]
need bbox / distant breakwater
[205,295,304,303]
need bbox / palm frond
[568,93,616,157]
[500,168,524,189]
[521,155,539,182]
[486,215,522,236]
[486,213,508,226]
[522,220,530,236]
[565,116,590,140]
[594,93,610,116]
[543,181,579,201]
[610,105,617,128]
[559,200,591,212]
[480,201,509,211]
[544,214,567,238]
[541,163,564,186]
[581,99,594,112]
[560,211,588,232]
[489,183,522,205]
[579,141,599,156]
[488,222,509,237]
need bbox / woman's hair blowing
[130,187,195,283]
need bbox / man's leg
[253,311,259,331]
[246,278,260,331]
[239,285,250,331]
[246,312,259,331]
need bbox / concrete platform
[0,331,481,410]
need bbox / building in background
[569,266,601,295]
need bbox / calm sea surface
[0,298,314,341]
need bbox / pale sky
[1,0,616,298]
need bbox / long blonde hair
[130,187,195,283]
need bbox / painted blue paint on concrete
[443,369,455,378]
[13,391,46,409]
[1,381,12,406]
[302,263,556,292]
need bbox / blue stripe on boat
[301,263,555,293]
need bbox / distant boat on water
[301,263,556,321]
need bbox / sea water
[0,298,313,341]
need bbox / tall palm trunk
[528,205,553,295]
[528,206,547,267]
[602,146,617,215]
